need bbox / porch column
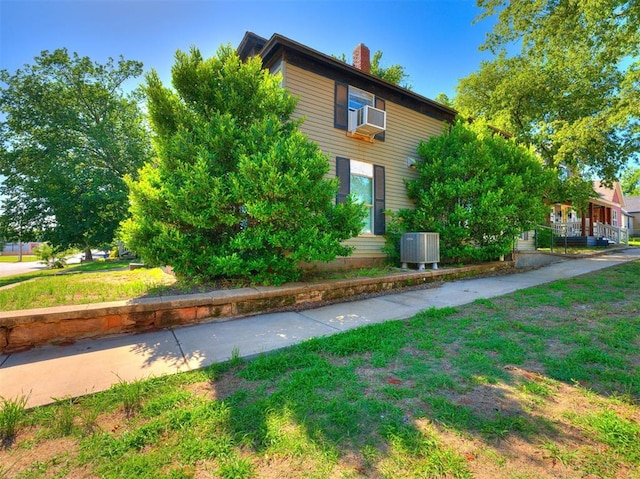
[581,211,586,236]
[589,203,594,236]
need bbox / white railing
[594,223,629,245]
[552,221,628,245]
[552,221,588,237]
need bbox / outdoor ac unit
[348,105,386,136]
[400,232,440,270]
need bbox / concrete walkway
[2,249,639,408]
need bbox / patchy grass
[0,262,407,312]
[0,255,38,263]
[0,266,176,311]
[2,260,640,478]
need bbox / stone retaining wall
[0,262,513,353]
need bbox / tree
[0,49,151,260]
[370,50,411,88]
[0,179,45,262]
[621,165,640,196]
[456,1,639,188]
[120,45,364,285]
[386,118,552,263]
[334,50,410,88]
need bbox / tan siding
[283,63,446,257]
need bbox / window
[350,161,374,234]
[334,82,386,141]
[348,86,374,111]
[336,157,385,235]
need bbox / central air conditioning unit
[400,232,440,270]
[348,105,386,136]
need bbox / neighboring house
[238,32,456,267]
[624,195,640,236]
[547,181,628,245]
[1,241,42,256]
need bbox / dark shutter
[373,165,385,235]
[374,97,386,142]
[336,157,350,204]
[334,82,348,130]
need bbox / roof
[238,32,457,123]
[624,195,640,213]
[592,180,625,208]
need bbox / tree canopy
[456,0,639,187]
[335,50,410,88]
[121,45,364,285]
[621,165,640,196]
[0,49,151,258]
[386,118,552,263]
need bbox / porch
[551,221,629,246]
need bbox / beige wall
[283,63,447,257]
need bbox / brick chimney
[352,43,371,74]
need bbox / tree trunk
[18,239,23,263]
[84,248,93,262]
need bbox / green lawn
[0,260,176,311]
[1,261,639,478]
[0,255,38,263]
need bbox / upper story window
[334,82,386,141]
[348,87,374,111]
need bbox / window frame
[336,157,385,236]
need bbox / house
[548,181,628,246]
[238,32,456,267]
[1,241,42,256]
[623,195,640,236]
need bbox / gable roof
[593,180,625,208]
[238,32,457,123]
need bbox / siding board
[284,64,446,257]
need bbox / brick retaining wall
[0,262,513,353]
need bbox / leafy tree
[621,166,640,196]
[0,179,44,261]
[386,118,552,263]
[120,45,364,285]
[334,50,410,88]
[370,50,410,88]
[0,49,151,260]
[434,93,454,108]
[457,0,639,188]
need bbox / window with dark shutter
[336,157,386,236]
[336,156,350,204]
[334,83,349,130]
[373,165,385,235]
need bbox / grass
[1,261,640,478]
[0,255,38,263]
[0,261,400,312]
[0,260,177,310]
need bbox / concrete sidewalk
[2,249,639,408]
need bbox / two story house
[238,32,456,268]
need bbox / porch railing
[595,223,629,245]
[551,221,628,245]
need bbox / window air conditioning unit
[400,232,440,270]
[349,105,386,136]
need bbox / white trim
[350,159,373,177]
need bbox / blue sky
[1,0,497,101]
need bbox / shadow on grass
[188,262,640,477]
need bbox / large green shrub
[386,118,552,263]
[121,46,364,285]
